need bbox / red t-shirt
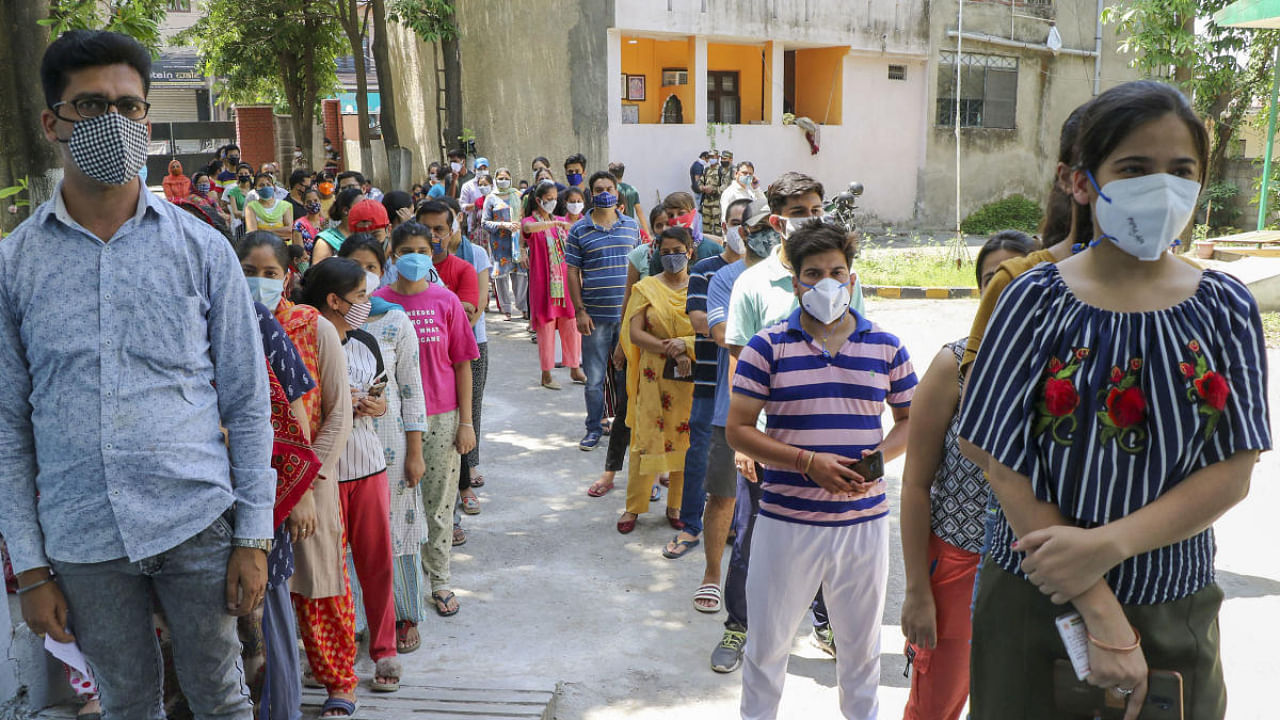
[435,253,479,308]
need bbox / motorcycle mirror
[835,191,854,204]
[848,181,864,196]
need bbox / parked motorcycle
[826,181,864,257]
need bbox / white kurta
[365,308,429,555]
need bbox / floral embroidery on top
[1096,357,1147,453]
[1033,347,1087,446]
[1181,339,1230,440]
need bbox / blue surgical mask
[246,276,284,312]
[396,253,438,283]
[592,191,617,209]
[258,186,275,201]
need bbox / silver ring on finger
[1114,686,1134,697]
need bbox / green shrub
[959,194,1042,236]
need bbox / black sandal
[432,590,460,617]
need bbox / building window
[662,68,689,86]
[888,64,907,81]
[167,0,192,10]
[936,51,1017,129]
[707,70,740,124]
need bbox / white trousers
[741,515,890,720]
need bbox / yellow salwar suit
[620,274,697,516]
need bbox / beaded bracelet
[1087,625,1142,653]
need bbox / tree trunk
[442,13,463,157]
[1173,13,1195,88]
[0,0,60,232]
[370,0,408,189]
[339,0,372,176]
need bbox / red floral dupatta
[267,362,322,527]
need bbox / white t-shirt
[465,243,492,344]
[337,328,388,482]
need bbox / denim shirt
[0,182,276,574]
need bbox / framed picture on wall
[621,73,627,99]
[626,74,646,102]
[621,104,640,124]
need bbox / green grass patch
[1262,312,1280,348]
[855,250,976,288]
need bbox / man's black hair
[607,162,626,180]
[226,143,239,153]
[415,199,455,225]
[586,170,617,194]
[337,170,365,185]
[564,153,587,170]
[41,30,152,108]
[447,148,465,160]
[289,169,310,189]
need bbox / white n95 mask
[1089,171,1200,262]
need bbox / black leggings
[604,365,630,472]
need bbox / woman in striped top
[958,81,1270,719]
[298,258,403,696]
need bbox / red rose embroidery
[1106,387,1147,428]
[1188,340,1201,353]
[1180,362,1194,379]
[1075,348,1090,360]
[1130,358,1143,371]
[1110,366,1123,384]
[1195,371,1230,411]
[676,422,691,434]
[1048,357,1064,374]
[1044,378,1079,417]
[643,368,657,382]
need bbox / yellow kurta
[621,275,697,475]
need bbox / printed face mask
[592,190,617,209]
[306,201,322,215]
[63,112,149,186]
[1089,171,1200,262]
[245,276,284,312]
[396,253,436,282]
[496,179,511,190]
[671,210,698,228]
[660,252,689,274]
[745,226,781,258]
[799,277,851,325]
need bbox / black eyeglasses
[51,95,150,122]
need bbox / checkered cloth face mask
[67,113,149,186]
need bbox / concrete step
[35,682,558,720]
[301,684,557,720]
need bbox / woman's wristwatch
[232,538,274,553]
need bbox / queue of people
[0,28,1267,720]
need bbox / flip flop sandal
[692,583,723,614]
[396,620,421,654]
[371,657,402,692]
[470,473,485,488]
[662,535,701,559]
[587,480,614,497]
[319,697,359,718]
[461,494,481,515]
[432,590,460,617]
[452,524,467,546]
[541,380,562,390]
[616,514,637,534]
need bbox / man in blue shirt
[565,170,640,449]
[0,31,274,719]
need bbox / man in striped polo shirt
[565,170,641,450]
[728,222,915,720]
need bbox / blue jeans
[580,318,621,434]
[51,515,253,720]
[678,394,715,535]
[723,470,829,631]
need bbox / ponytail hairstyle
[1040,102,1090,247]
[974,230,1039,288]
[330,186,364,223]
[295,256,366,310]
[1071,81,1209,244]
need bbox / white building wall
[608,52,929,225]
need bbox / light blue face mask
[396,253,438,283]
[245,276,284,312]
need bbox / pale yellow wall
[707,42,767,124]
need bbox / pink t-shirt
[375,284,480,416]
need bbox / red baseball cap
[348,199,390,232]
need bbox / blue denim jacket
[0,182,275,574]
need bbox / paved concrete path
[380,298,1280,719]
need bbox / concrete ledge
[862,285,979,299]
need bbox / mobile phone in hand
[366,380,388,398]
[851,450,884,483]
